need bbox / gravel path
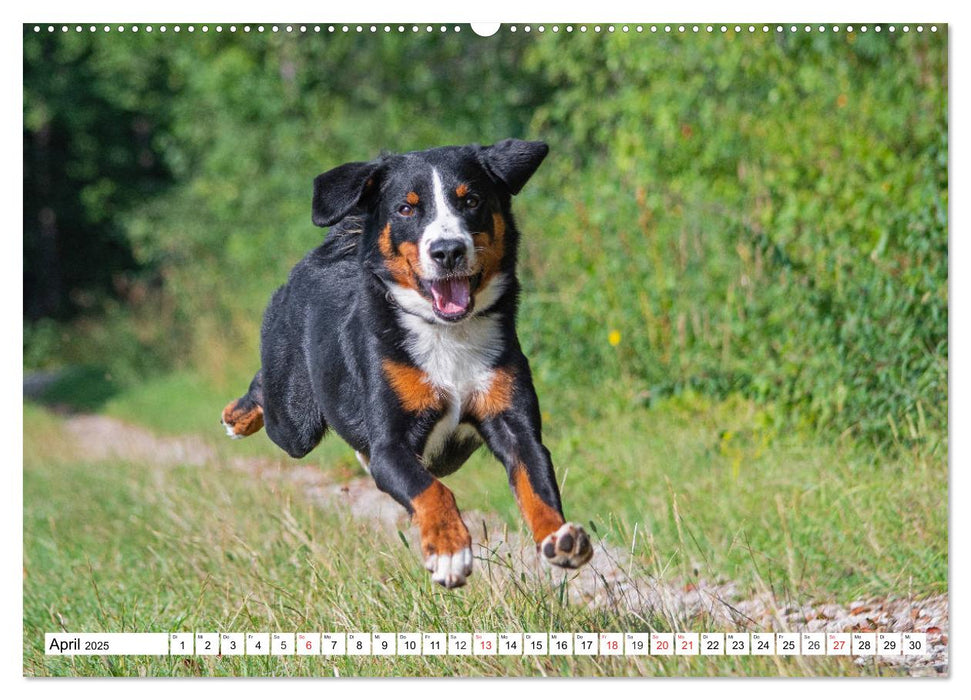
[61,414,949,676]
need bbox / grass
[22,367,947,677]
[99,370,948,601]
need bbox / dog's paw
[412,481,473,589]
[424,548,474,589]
[540,522,594,569]
[221,399,264,439]
[221,419,245,439]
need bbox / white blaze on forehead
[420,168,475,274]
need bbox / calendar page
[22,8,949,681]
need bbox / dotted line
[29,25,465,34]
[30,24,939,35]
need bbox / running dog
[222,139,593,588]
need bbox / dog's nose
[428,239,467,271]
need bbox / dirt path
[62,414,949,676]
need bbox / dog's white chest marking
[399,312,500,462]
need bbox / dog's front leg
[369,442,473,589]
[475,402,594,570]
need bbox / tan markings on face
[455,183,469,198]
[382,359,444,413]
[221,400,264,437]
[472,212,506,287]
[411,480,471,557]
[512,465,565,543]
[379,222,422,290]
[406,191,420,205]
[468,367,515,420]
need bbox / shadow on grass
[23,365,121,413]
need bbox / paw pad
[540,522,593,569]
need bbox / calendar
[44,631,932,658]
[23,16,949,682]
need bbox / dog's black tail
[221,370,265,439]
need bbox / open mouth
[420,273,481,321]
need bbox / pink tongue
[430,277,471,316]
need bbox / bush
[520,29,947,446]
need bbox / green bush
[520,29,947,446]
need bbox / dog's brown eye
[464,195,480,209]
[397,204,415,217]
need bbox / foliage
[521,29,947,447]
[22,27,947,448]
[23,31,173,321]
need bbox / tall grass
[25,403,903,678]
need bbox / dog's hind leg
[221,370,265,439]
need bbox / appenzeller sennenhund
[221,139,593,588]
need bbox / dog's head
[311,139,548,324]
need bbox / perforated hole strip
[30,24,940,35]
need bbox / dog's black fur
[222,140,592,588]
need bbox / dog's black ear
[312,160,382,227]
[477,139,549,195]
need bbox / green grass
[97,370,948,602]
[22,370,947,677]
[20,405,848,677]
